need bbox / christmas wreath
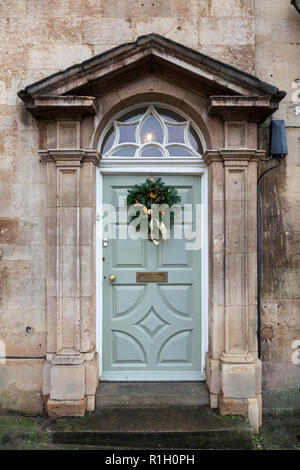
[127,176,181,244]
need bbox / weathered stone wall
[0,0,298,414]
[255,0,300,393]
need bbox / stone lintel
[206,95,277,121]
[39,149,100,166]
[26,95,97,118]
[203,149,265,165]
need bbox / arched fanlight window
[99,105,205,158]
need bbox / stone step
[96,381,210,408]
[52,406,254,450]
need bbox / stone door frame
[17,34,286,429]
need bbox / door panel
[101,175,203,380]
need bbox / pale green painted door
[101,175,203,381]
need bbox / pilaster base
[206,353,262,432]
[43,352,99,417]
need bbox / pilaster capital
[203,149,265,166]
[39,149,100,166]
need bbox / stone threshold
[96,381,210,408]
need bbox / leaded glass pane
[118,124,137,143]
[140,114,164,144]
[101,126,115,154]
[167,125,186,144]
[188,125,203,154]
[167,146,194,157]
[141,146,164,157]
[112,147,137,157]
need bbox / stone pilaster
[204,148,264,432]
[40,148,100,418]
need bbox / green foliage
[127,176,181,209]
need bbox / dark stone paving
[96,381,209,408]
[51,406,253,449]
[256,414,300,450]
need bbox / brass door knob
[108,274,117,283]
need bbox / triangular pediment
[18,34,285,119]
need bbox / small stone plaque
[136,272,168,283]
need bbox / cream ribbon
[149,217,168,245]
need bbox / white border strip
[96,164,209,381]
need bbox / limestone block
[116,75,188,108]
[60,207,78,245]
[42,361,51,395]
[46,162,57,209]
[0,359,43,415]
[28,45,92,71]
[0,0,26,17]
[219,397,248,418]
[68,0,103,17]
[102,0,199,18]
[209,304,225,358]
[80,245,95,297]
[209,394,218,409]
[80,163,96,207]
[46,210,57,251]
[57,121,80,148]
[133,18,199,49]
[248,398,260,434]
[211,204,225,253]
[210,162,225,201]
[206,357,220,395]
[80,207,95,246]
[26,0,70,18]
[225,305,248,353]
[209,0,253,18]
[81,18,132,45]
[47,397,86,419]
[7,279,46,309]
[0,307,46,357]
[256,393,262,428]
[225,121,248,149]
[247,252,257,304]
[46,246,56,297]
[50,364,85,400]
[80,295,96,353]
[199,17,254,47]
[199,45,255,74]
[262,362,300,391]
[221,362,256,399]
[85,353,99,396]
[86,395,95,412]
[255,360,262,395]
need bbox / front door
[101,174,204,381]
